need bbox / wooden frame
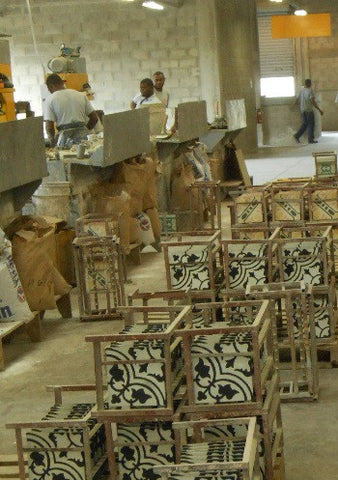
[6,385,107,480]
[154,416,261,480]
[0,292,71,371]
[0,312,41,371]
[269,184,309,227]
[307,185,338,222]
[85,305,192,418]
[307,284,338,365]
[75,213,120,238]
[246,282,319,401]
[127,288,220,328]
[73,236,126,321]
[272,225,335,286]
[187,180,222,233]
[161,230,222,293]
[177,299,274,416]
[230,186,270,237]
[221,238,275,292]
[313,151,337,179]
[176,372,283,480]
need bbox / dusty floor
[1,133,338,479]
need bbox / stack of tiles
[153,417,262,480]
[273,225,337,362]
[86,305,192,480]
[230,188,270,240]
[246,281,319,401]
[161,230,223,296]
[177,299,283,480]
[116,421,175,480]
[17,402,107,480]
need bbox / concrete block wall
[1,0,202,117]
[308,12,338,130]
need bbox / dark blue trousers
[295,111,315,143]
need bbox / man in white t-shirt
[45,74,98,147]
[294,78,323,144]
[153,71,169,107]
[130,78,162,109]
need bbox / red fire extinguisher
[257,108,263,124]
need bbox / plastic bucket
[32,182,71,221]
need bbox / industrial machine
[0,39,16,122]
[46,44,93,98]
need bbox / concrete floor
[1,132,338,479]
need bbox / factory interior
[0,1,338,480]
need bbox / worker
[153,71,169,107]
[294,78,323,144]
[44,73,98,147]
[130,78,162,109]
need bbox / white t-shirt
[132,93,162,108]
[298,87,315,113]
[154,87,169,107]
[44,88,95,127]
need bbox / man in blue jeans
[294,78,324,144]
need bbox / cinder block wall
[308,13,338,130]
[1,0,202,116]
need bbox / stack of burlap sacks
[169,144,217,229]
[208,149,225,183]
[89,156,161,254]
[4,216,72,313]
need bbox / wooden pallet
[0,454,28,480]
[0,293,72,371]
[0,312,41,371]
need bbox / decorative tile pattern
[168,244,211,290]
[105,324,182,409]
[235,192,264,224]
[191,331,254,404]
[180,440,246,463]
[311,191,338,221]
[282,240,323,285]
[227,243,268,290]
[312,293,332,339]
[26,403,106,480]
[117,422,175,480]
[159,214,177,235]
[273,191,302,222]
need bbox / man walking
[294,78,323,144]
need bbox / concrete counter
[0,117,47,227]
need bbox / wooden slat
[0,454,28,480]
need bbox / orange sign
[272,13,331,38]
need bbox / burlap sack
[0,244,33,322]
[10,226,69,311]
[209,157,224,181]
[112,160,146,216]
[145,207,161,240]
[94,191,131,254]
[143,157,159,211]
[129,217,142,245]
[170,162,199,212]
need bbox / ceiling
[256,0,338,14]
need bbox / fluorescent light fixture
[142,1,164,9]
[294,9,307,16]
[270,0,283,3]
